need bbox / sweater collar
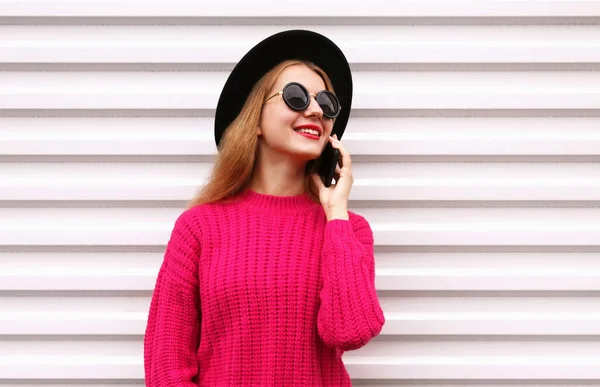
[238,188,318,214]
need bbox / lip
[292,124,323,137]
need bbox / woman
[143,29,385,386]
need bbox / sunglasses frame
[265,81,341,119]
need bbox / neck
[249,155,308,196]
[249,181,306,197]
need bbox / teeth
[295,128,320,136]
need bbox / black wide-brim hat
[214,29,353,149]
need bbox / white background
[2,1,600,385]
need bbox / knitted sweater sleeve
[317,214,385,351]
[144,210,202,386]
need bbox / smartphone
[311,141,340,188]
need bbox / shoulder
[169,204,214,250]
[175,201,230,244]
[177,199,226,228]
[174,206,203,234]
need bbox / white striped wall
[1,1,600,385]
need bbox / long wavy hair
[186,59,335,209]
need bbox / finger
[329,137,351,171]
[334,172,341,183]
[329,137,343,168]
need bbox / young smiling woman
[143,30,385,387]
[253,62,351,221]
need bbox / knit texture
[144,189,385,386]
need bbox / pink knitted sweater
[144,188,385,386]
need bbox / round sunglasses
[265,82,341,119]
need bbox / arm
[144,210,202,386]
[317,214,385,351]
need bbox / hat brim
[214,29,353,149]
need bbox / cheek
[323,120,334,136]
[262,106,299,132]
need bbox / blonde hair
[186,59,335,209]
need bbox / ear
[256,127,262,136]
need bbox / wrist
[326,207,349,221]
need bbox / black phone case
[314,142,340,188]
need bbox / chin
[284,134,326,159]
[289,147,322,162]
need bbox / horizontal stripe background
[2,0,600,385]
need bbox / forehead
[271,64,326,93]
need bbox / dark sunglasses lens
[317,92,340,118]
[283,84,309,110]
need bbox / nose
[303,95,323,119]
